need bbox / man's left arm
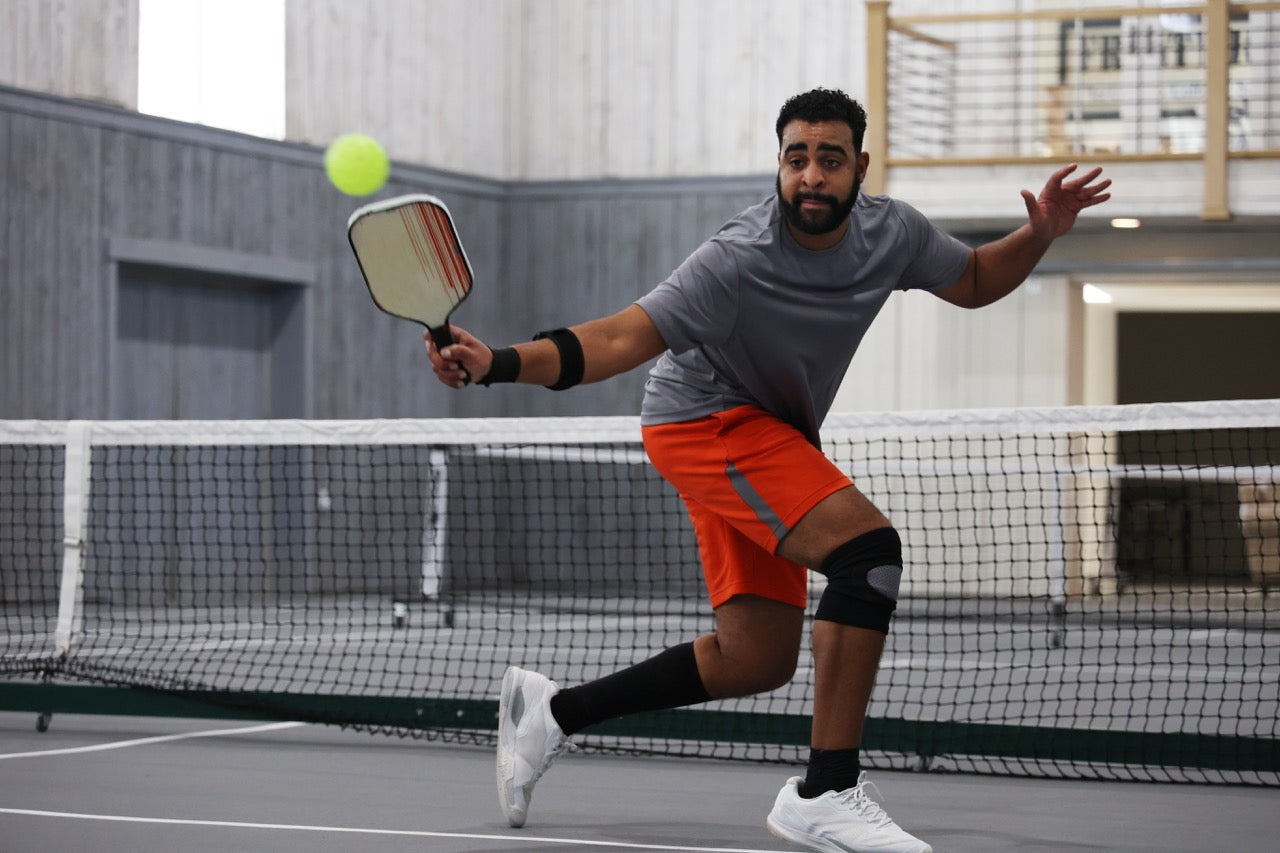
[934,164,1112,309]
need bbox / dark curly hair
[775,88,867,152]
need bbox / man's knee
[814,526,902,635]
[736,651,797,694]
[700,629,800,696]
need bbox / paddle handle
[428,324,455,350]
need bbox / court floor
[1,712,1275,852]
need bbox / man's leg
[776,484,890,756]
[497,594,802,828]
[809,620,884,750]
[695,594,805,696]
[550,593,803,734]
[766,485,932,853]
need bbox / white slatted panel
[832,277,1076,413]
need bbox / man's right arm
[427,304,667,389]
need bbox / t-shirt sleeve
[891,200,973,293]
[634,239,738,354]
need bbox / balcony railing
[865,0,1280,219]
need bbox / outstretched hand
[1021,164,1112,240]
[425,325,491,388]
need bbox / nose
[801,162,824,189]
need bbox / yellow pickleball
[324,133,390,196]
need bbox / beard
[776,174,860,237]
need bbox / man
[427,88,1110,853]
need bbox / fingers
[1042,164,1112,214]
[424,329,477,389]
[1047,162,1079,187]
[1020,188,1040,218]
[1081,177,1112,199]
[1079,190,1112,209]
[1056,165,1109,195]
[1061,164,1099,186]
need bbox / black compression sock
[549,642,710,736]
[798,747,862,798]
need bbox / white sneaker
[495,666,571,828]
[766,773,931,853]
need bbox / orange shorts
[641,405,852,609]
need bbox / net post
[54,421,93,656]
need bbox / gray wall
[0,85,767,420]
[10,85,1279,422]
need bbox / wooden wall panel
[0,0,138,108]
[17,85,1228,424]
[286,0,512,179]
[0,90,415,418]
[0,109,106,418]
[285,0,868,181]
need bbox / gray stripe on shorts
[726,460,789,539]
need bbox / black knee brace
[814,526,902,635]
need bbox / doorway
[113,264,307,419]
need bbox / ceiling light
[1082,284,1113,304]
[1110,218,1141,229]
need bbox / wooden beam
[1203,0,1232,220]
[865,0,891,195]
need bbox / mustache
[792,192,839,206]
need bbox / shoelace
[833,773,893,828]
[532,736,576,783]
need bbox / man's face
[776,120,866,249]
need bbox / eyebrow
[783,141,850,156]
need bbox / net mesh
[2,401,1278,784]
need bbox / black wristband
[533,328,584,391]
[477,346,521,386]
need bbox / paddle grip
[430,324,471,384]
[429,324,455,350]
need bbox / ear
[857,151,871,181]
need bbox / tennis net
[2,400,1278,784]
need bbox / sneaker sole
[767,814,932,853]
[495,667,526,828]
[766,816,844,853]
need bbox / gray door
[114,265,306,419]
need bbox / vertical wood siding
[283,0,868,181]
[1,85,1155,421]
[1,89,782,420]
[0,0,139,109]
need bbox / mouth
[795,195,834,211]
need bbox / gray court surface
[1,712,1275,853]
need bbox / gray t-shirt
[635,192,971,444]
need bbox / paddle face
[347,194,474,349]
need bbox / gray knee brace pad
[814,526,902,634]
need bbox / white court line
[0,808,784,852]
[0,721,305,760]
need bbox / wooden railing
[866,0,1280,219]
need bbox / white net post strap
[55,421,93,656]
[421,448,449,599]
